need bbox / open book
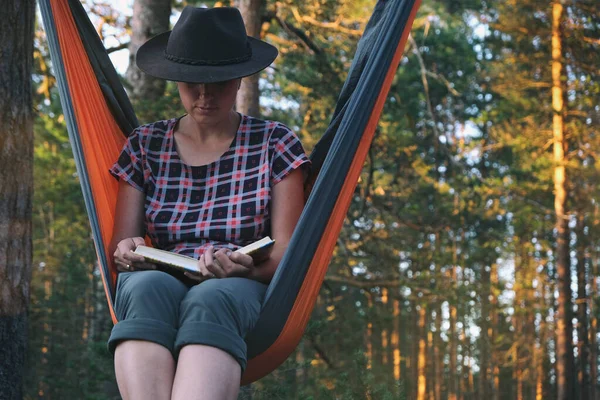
[132,237,275,275]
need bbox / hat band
[163,42,253,66]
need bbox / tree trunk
[590,288,597,400]
[448,267,458,400]
[236,0,263,117]
[552,3,575,399]
[126,0,171,101]
[380,288,389,367]
[537,274,552,400]
[590,218,598,400]
[480,264,491,399]
[460,311,473,400]
[366,293,373,370]
[434,302,443,400]
[428,330,434,400]
[416,305,427,400]
[490,262,500,400]
[535,302,546,400]
[576,214,590,400]
[392,300,401,381]
[0,1,35,398]
[411,300,420,399]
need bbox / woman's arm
[246,167,306,283]
[109,180,149,270]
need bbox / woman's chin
[189,108,225,123]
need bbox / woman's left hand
[204,246,254,278]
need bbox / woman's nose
[197,83,208,96]
[196,83,217,97]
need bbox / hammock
[40,0,420,384]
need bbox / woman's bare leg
[171,344,241,400]
[115,340,175,400]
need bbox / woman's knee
[179,278,266,332]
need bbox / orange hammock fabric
[43,0,421,384]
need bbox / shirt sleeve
[269,124,311,185]
[109,130,144,192]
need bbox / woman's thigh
[115,270,189,326]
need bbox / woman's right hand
[113,237,156,272]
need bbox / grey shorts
[108,270,267,371]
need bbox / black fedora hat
[136,6,278,83]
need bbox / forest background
[8,0,599,398]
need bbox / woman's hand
[203,246,254,279]
[183,245,254,282]
[183,254,215,283]
[113,237,156,272]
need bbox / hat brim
[136,31,278,83]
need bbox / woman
[107,7,309,400]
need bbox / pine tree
[0,1,35,398]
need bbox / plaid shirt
[110,114,310,259]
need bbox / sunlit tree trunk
[513,242,524,400]
[535,324,545,400]
[490,262,500,400]
[576,214,590,400]
[520,240,537,400]
[552,3,575,399]
[449,274,458,400]
[434,302,443,400]
[392,299,401,381]
[527,302,536,400]
[536,276,549,400]
[590,214,598,400]
[460,309,473,400]
[126,0,171,101]
[516,363,523,400]
[236,0,263,117]
[590,286,597,400]
[480,264,491,399]
[448,225,459,400]
[416,305,427,400]
[411,300,420,399]
[400,300,409,388]
[0,1,35,398]
[468,341,475,399]
[365,293,373,371]
[381,288,389,366]
[428,329,434,400]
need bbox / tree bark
[392,300,401,381]
[126,0,171,101]
[535,280,547,400]
[552,3,575,399]
[590,212,598,400]
[365,293,373,371]
[236,0,263,117]
[448,259,458,400]
[479,264,491,399]
[590,275,597,400]
[381,288,389,366]
[416,305,427,400]
[490,262,500,400]
[576,214,590,400]
[0,1,35,398]
[427,329,434,400]
[434,302,443,400]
